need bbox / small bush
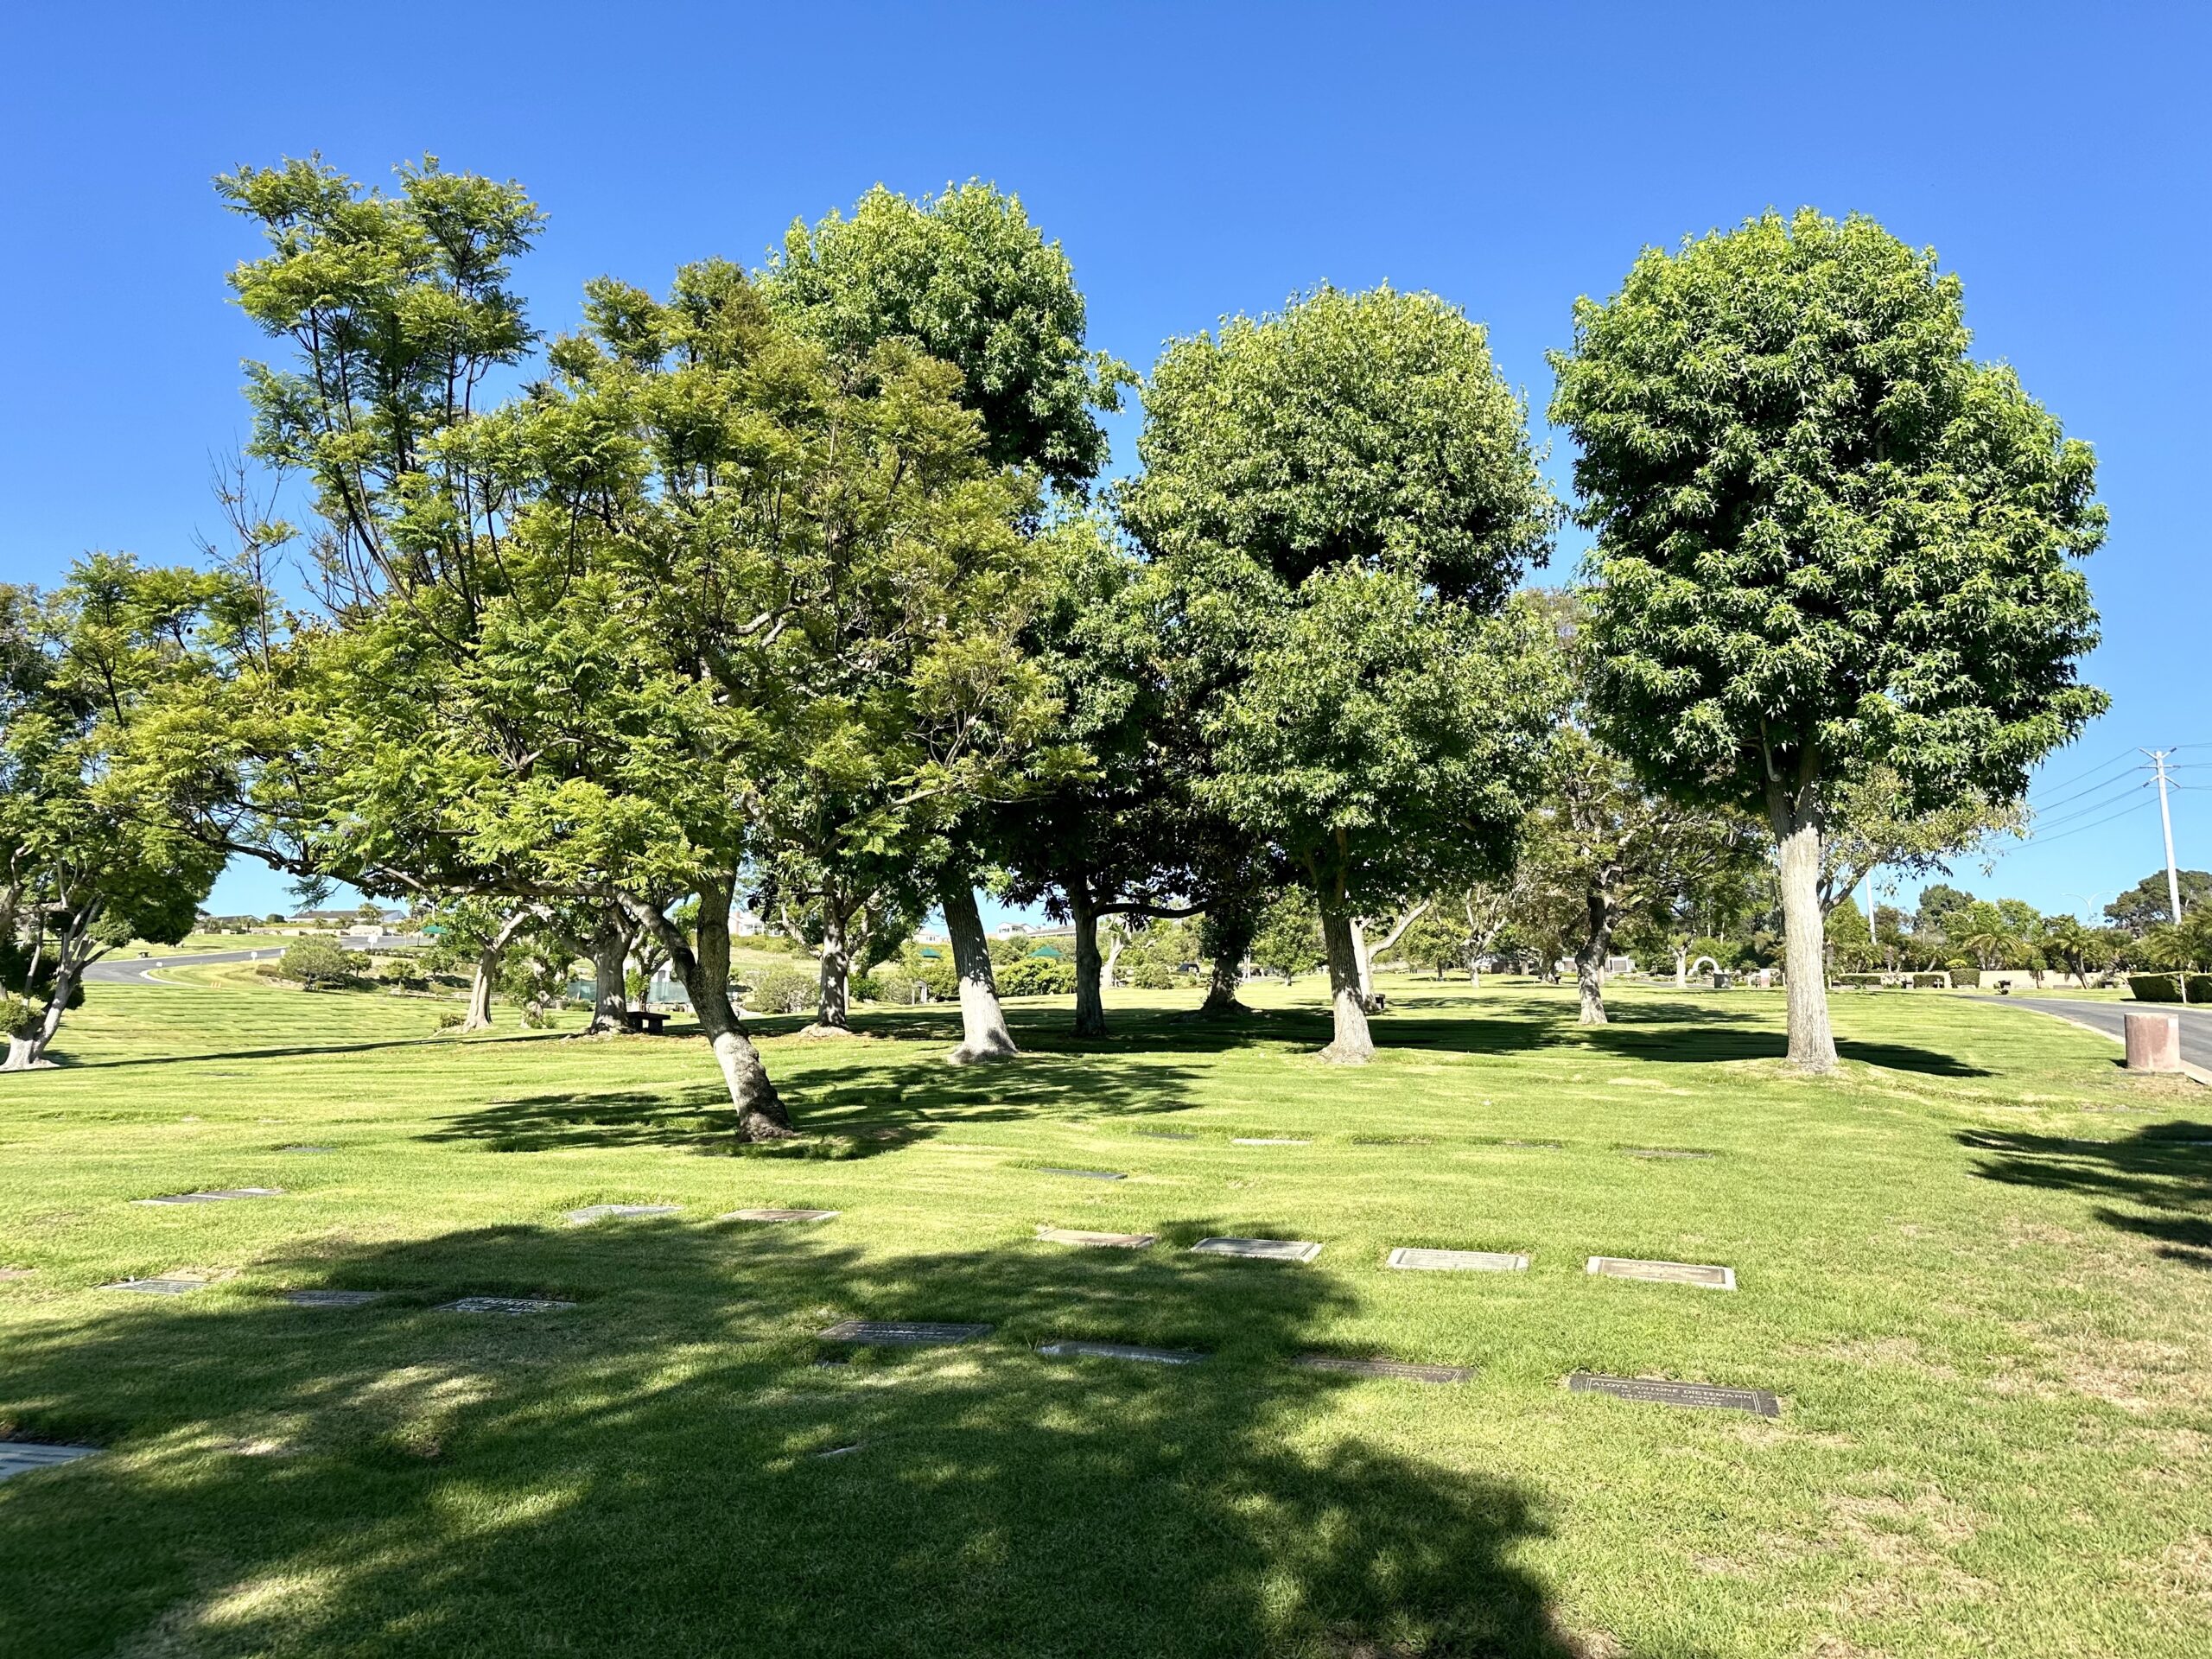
[0,992,35,1040]
[744,965,817,1015]
[1125,960,1178,990]
[998,956,1077,997]
[280,938,355,989]
[434,1009,466,1031]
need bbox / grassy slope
[2,976,2208,1658]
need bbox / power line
[2030,763,2151,814]
[2031,744,2139,794]
[2027,779,2150,833]
[2020,793,2158,849]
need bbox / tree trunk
[1318,902,1375,1064]
[808,909,856,1036]
[2,961,73,1071]
[1070,881,1107,1039]
[627,875,793,1141]
[1103,924,1124,991]
[1770,785,1838,1072]
[1675,948,1688,988]
[941,879,1016,1065]
[461,947,499,1033]
[586,907,630,1033]
[1199,891,1255,1018]
[1351,916,1376,1007]
[1576,887,1611,1026]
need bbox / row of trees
[1824,872,2212,982]
[3,169,2106,1118]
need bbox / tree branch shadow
[1961,1121,2212,1264]
[0,1222,1619,1658]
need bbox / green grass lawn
[3,976,2209,1657]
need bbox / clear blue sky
[4,1,2205,925]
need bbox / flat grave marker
[1038,1339,1208,1367]
[1132,1129,1197,1141]
[135,1188,285,1205]
[0,1442,101,1481]
[279,1289,385,1307]
[1191,1236,1322,1263]
[1622,1148,1715,1160]
[1569,1372,1778,1416]
[1037,1227,1156,1249]
[1388,1246,1529,1274]
[1035,1167,1126,1182]
[565,1204,683,1224]
[1586,1256,1736,1290]
[1498,1140,1563,1149]
[1232,1137,1309,1147]
[721,1208,839,1224]
[438,1296,575,1314]
[0,1268,35,1281]
[820,1319,991,1346]
[1295,1354,1471,1384]
[102,1276,213,1296]
[277,1145,334,1154]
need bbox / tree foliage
[1551,209,2107,1068]
[1122,285,1560,1060]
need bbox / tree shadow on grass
[1961,1121,2212,1267]
[0,1221,1618,1659]
[54,1030,573,1071]
[424,1053,1216,1158]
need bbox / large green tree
[1122,285,1560,1061]
[2107,868,2210,934]
[1,558,234,1069]
[218,160,1056,1135]
[760,181,1129,1061]
[1551,210,2107,1071]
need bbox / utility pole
[2146,749,2184,924]
[2146,748,2187,1005]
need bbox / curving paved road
[83,948,275,985]
[1966,994,2212,1077]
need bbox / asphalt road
[1967,994,2212,1076]
[82,948,276,985]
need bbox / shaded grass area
[3,977,2209,1656]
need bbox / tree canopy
[1551,209,2107,1070]
[1124,285,1561,1061]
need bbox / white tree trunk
[461,948,499,1033]
[587,909,630,1033]
[941,880,1016,1065]
[1319,902,1375,1063]
[1351,916,1375,1006]
[626,877,793,1140]
[1771,791,1838,1072]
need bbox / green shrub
[2128,973,2212,1003]
[744,965,817,1015]
[1126,959,1178,990]
[0,992,35,1040]
[279,938,355,989]
[999,957,1077,997]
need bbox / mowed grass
[3,976,2209,1657]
